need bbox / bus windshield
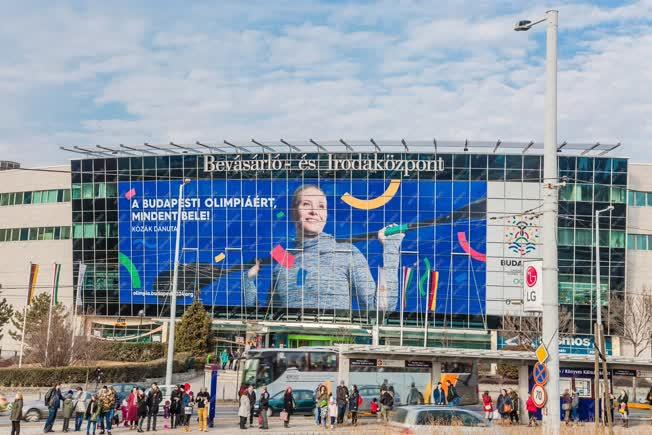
[243,353,274,388]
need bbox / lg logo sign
[523,261,543,312]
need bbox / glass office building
[70,144,627,341]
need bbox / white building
[0,164,73,357]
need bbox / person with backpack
[44,384,64,433]
[317,386,329,429]
[379,387,394,423]
[335,381,349,425]
[146,383,162,431]
[446,380,460,407]
[406,382,424,405]
[509,389,520,425]
[62,392,74,432]
[10,392,22,435]
[526,392,538,427]
[499,389,513,424]
[258,385,270,430]
[482,391,493,423]
[85,395,101,435]
[348,385,361,427]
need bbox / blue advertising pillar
[208,363,218,428]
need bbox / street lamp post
[137,309,145,343]
[515,10,559,430]
[165,178,190,387]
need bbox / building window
[629,190,650,207]
[0,226,72,242]
[0,189,71,207]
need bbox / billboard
[118,154,488,317]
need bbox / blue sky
[1,0,651,164]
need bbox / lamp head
[183,178,191,185]
[514,20,532,31]
[606,205,615,211]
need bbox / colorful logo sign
[525,265,538,287]
[505,216,539,256]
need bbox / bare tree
[501,307,575,350]
[608,290,652,357]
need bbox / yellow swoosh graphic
[341,179,401,210]
[214,252,225,263]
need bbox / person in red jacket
[482,392,493,423]
[526,394,538,427]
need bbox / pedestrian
[196,387,210,432]
[98,385,116,435]
[617,390,629,428]
[246,385,256,428]
[446,380,460,407]
[313,384,322,426]
[220,348,229,370]
[85,395,101,435]
[562,389,572,425]
[136,389,147,433]
[282,386,294,428]
[258,385,270,430]
[509,389,519,425]
[228,349,234,370]
[406,382,423,405]
[94,368,105,391]
[120,398,129,428]
[170,385,182,429]
[335,380,349,425]
[482,391,493,423]
[44,384,64,433]
[647,387,652,425]
[238,389,250,430]
[348,385,360,427]
[74,387,87,432]
[432,382,446,405]
[317,386,329,429]
[181,390,193,433]
[127,387,139,430]
[370,398,379,416]
[328,395,338,429]
[526,393,538,427]
[379,387,393,423]
[146,383,162,432]
[10,392,22,435]
[63,392,74,432]
[570,389,579,424]
[499,389,512,424]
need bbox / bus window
[309,352,338,372]
[278,352,308,371]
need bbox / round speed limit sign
[531,384,547,408]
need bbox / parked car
[357,385,402,415]
[253,389,315,417]
[389,405,489,431]
[20,391,95,422]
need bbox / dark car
[254,389,315,417]
[110,383,146,404]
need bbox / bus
[242,347,478,407]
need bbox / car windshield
[417,410,453,425]
[391,408,409,423]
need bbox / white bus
[242,347,478,407]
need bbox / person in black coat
[136,390,148,433]
[169,386,182,429]
[146,383,162,431]
[282,387,294,428]
[246,385,256,428]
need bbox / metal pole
[541,9,560,431]
[594,322,600,427]
[599,327,613,432]
[18,305,27,368]
[165,180,188,386]
[596,209,602,331]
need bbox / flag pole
[399,267,404,346]
[18,305,28,368]
[423,271,430,347]
[44,262,58,367]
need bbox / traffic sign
[531,384,547,408]
[533,362,549,386]
[535,343,549,364]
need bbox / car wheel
[24,409,41,422]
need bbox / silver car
[357,385,401,415]
[20,391,94,422]
[389,405,490,430]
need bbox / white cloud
[0,1,651,165]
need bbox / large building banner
[117,153,488,317]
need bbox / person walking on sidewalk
[10,392,23,435]
[618,390,629,428]
[258,386,270,430]
[317,386,329,429]
[196,387,210,432]
[327,395,338,429]
[146,383,162,431]
[282,387,294,429]
[246,385,256,428]
[98,385,116,435]
[406,382,424,405]
[136,390,147,433]
[432,382,446,405]
[526,393,538,427]
[446,380,460,407]
[482,391,493,424]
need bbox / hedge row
[92,341,165,362]
[0,354,194,387]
